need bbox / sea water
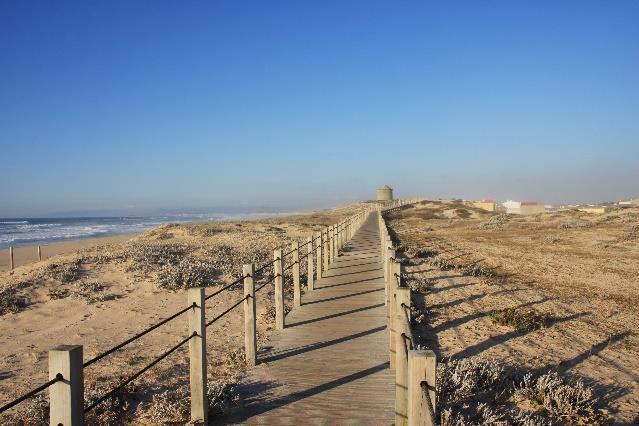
[0,213,278,248]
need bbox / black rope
[401,332,413,355]
[421,381,437,423]
[0,374,63,414]
[400,303,416,347]
[205,295,248,327]
[255,258,278,275]
[255,273,279,293]
[282,261,297,272]
[84,302,196,368]
[204,274,248,301]
[394,272,402,286]
[85,333,195,413]
[298,238,314,250]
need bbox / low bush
[438,357,604,425]
[490,307,552,332]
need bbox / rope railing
[0,206,373,424]
[204,274,248,301]
[254,257,278,275]
[255,273,278,293]
[205,295,249,327]
[0,374,63,414]
[83,302,195,368]
[378,199,438,426]
[422,381,437,424]
[84,332,196,413]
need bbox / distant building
[520,201,545,215]
[619,198,639,206]
[473,200,496,212]
[578,206,610,214]
[502,200,521,214]
[377,185,393,201]
[501,200,545,215]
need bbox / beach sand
[0,203,364,424]
[0,235,134,272]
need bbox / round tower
[377,185,393,201]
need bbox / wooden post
[9,246,14,270]
[395,313,410,426]
[385,247,396,307]
[389,261,402,368]
[328,226,333,264]
[307,236,314,291]
[274,249,285,330]
[292,241,301,308]
[38,245,42,261]
[49,345,84,426]
[187,288,207,425]
[243,264,256,366]
[316,232,323,280]
[408,350,437,426]
[323,228,329,271]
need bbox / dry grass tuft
[478,214,509,230]
[559,220,592,229]
[0,287,28,315]
[490,307,552,332]
[44,259,83,282]
[543,235,561,244]
[438,357,604,425]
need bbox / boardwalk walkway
[224,212,394,425]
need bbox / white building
[502,200,521,214]
[619,198,639,206]
[501,200,545,215]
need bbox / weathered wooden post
[408,350,437,426]
[395,313,410,426]
[49,345,84,425]
[385,245,394,308]
[243,264,256,366]
[316,232,323,280]
[274,249,285,330]
[328,225,334,264]
[9,246,14,270]
[292,241,301,308]
[307,236,314,291]
[38,245,42,261]
[187,287,207,425]
[323,228,329,270]
[389,261,402,368]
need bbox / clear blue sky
[1,1,638,216]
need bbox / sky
[1,1,638,217]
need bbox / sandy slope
[0,203,365,424]
[385,201,639,424]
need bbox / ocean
[0,213,276,249]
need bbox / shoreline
[0,234,136,272]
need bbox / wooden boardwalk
[224,213,393,425]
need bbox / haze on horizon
[1,1,638,217]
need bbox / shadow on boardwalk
[221,212,395,424]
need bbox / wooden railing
[0,206,380,425]
[378,201,437,426]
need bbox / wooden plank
[226,212,394,423]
